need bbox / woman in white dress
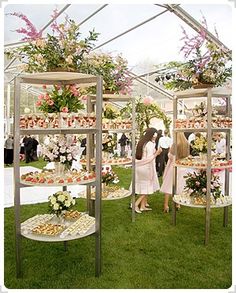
[134,128,162,213]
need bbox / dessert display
[19,113,96,129]
[175,156,232,168]
[102,118,132,130]
[20,169,96,185]
[21,213,95,238]
[32,223,65,236]
[175,116,232,129]
[63,210,82,221]
[90,185,130,200]
[173,194,232,207]
[21,214,54,233]
[80,157,132,165]
[60,214,95,238]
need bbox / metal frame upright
[13,72,103,277]
[172,87,232,245]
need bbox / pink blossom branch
[7,12,42,41]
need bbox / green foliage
[79,53,132,94]
[121,96,171,135]
[4,167,232,288]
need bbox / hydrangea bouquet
[42,134,79,169]
[48,191,76,217]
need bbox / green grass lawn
[4,164,232,289]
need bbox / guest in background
[160,132,190,212]
[155,129,163,176]
[4,134,14,166]
[23,135,33,163]
[215,133,226,156]
[19,136,25,161]
[157,130,172,176]
[31,136,39,161]
[132,128,162,213]
[80,137,87,156]
[118,133,128,157]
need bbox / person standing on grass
[155,129,163,176]
[132,128,162,213]
[4,134,14,166]
[157,130,172,176]
[160,132,190,213]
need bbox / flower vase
[54,162,66,176]
[102,182,107,190]
[199,153,207,162]
[55,214,65,224]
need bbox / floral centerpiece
[48,191,76,217]
[162,16,232,90]
[102,135,117,154]
[184,169,222,200]
[101,166,119,186]
[42,134,79,170]
[192,101,217,118]
[5,10,99,72]
[79,52,133,94]
[103,103,120,120]
[191,135,208,155]
[36,84,87,114]
[121,95,171,135]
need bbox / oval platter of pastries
[20,169,96,186]
[80,157,132,166]
[175,155,232,169]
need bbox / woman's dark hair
[136,127,157,160]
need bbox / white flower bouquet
[48,191,76,217]
[42,134,79,170]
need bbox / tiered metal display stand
[13,72,103,277]
[172,87,232,245]
[88,94,136,222]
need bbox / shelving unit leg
[205,208,210,245]
[95,76,102,277]
[64,241,67,251]
[172,200,176,226]
[14,77,23,278]
[223,207,228,227]
[131,97,136,222]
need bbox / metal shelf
[20,179,96,187]
[173,198,232,209]
[102,128,132,133]
[21,224,95,242]
[19,72,97,86]
[174,164,232,170]
[174,87,231,99]
[174,128,231,133]
[20,128,98,135]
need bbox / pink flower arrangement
[36,84,85,114]
[184,169,222,200]
[5,10,99,73]
[142,96,153,105]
